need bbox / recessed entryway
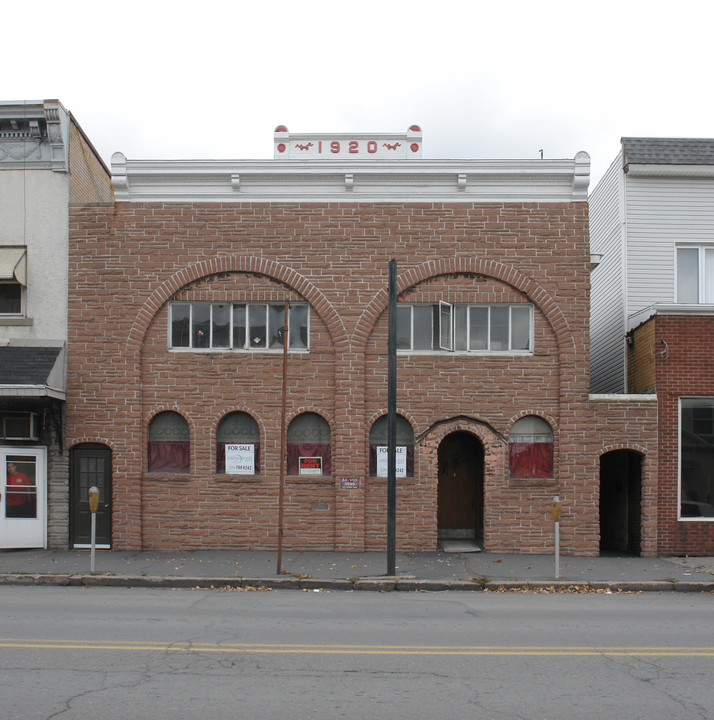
[437,431,484,547]
[599,449,642,555]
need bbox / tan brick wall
[627,319,656,393]
[67,200,657,555]
[67,122,113,206]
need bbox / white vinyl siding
[626,176,714,314]
[589,153,626,393]
[590,151,714,393]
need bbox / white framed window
[679,398,714,519]
[397,303,532,353]
[676,246,714,303]
[170,302,309,351]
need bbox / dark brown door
[70,444,112,546]
[437,432,484,540]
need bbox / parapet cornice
[0,100,70,172]
[110,151,591,203]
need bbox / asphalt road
[1,586,712,719]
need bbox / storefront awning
[0,247,27,286]
[0,345,65,400]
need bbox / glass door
[0,447,46,549]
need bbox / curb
[1,573,713,592]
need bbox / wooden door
[437,432,484,540]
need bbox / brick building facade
[65,128,658,555]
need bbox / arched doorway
[437,432,484,546]
[599,449,642,555]
[70,443,112,547]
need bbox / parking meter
[552,495,561,578]
[89,486,99,572]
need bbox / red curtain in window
[509,442,553,478]
[287,443,331,475]
[148,442,190,473]
[216,443,261,474]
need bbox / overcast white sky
[5,0,712,187]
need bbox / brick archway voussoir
[127,255,347,353]
[351,256,575,354]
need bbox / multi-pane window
[170,302,309,351]
[676,246,714,303]
[397,303,532,352]
[680,399,714,518]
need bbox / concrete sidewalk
[2,548,714,592]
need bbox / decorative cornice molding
[0,100,69,172]
[110,152,591,203]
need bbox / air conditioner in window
[2,412,38,441]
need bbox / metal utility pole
[277,297,289,575]
[387,260,397,575]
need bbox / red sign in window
[299,457,322,475]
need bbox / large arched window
[147,411,190,473]
[216,412,260,474]
[509,416,553,479]
[287,412,331,476]
[369,415,414,477]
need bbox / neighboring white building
[590,137,714,394]
[0,99,112,549]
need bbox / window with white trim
[680,398,714,519]
[676,246,714,303]
[397,303,532,353]
[170,302,309,351]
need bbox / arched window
[287,412,331,476]
[509,416,553,479]
[369,415,414,477]
[216,412,260,474]
[147,411,190,473]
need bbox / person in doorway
[5,461,34,518]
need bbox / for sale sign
[376,446,407,477]
[225,444,255,475]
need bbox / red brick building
[67,128,657,555]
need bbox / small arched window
[216,412,260,474]
[147,411,190,473]
[509,416,553,479]
[287,412,331,476]
[369,415,414,477]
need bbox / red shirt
[6,471,32,506]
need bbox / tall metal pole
[277,297,289,574]
[387,260,397,575]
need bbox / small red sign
[299,457,322,475]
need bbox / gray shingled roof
[0,346,61,385]
[623,137,714,166]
